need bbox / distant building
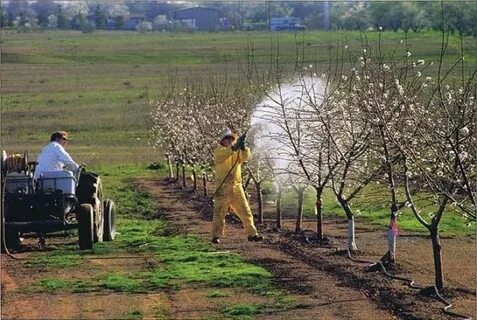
[123,15,145,31]
[173,7,219,31]
[102,15,145,30]
[270,16,305,31]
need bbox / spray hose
[207,153,241,204]
[345,249,472,320]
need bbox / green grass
[126,310,144,320]
[26,250,84,270]
[2,30,474,164]
[98,273,142,292]
[222,304,262,318]
[207,289,231,298]
[91,163,165,218]
[91,217,272,294]
[35,278,70,292]
[30,278,93,293]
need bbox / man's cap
[221,128,234,140]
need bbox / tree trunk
[244,175,252,191]
[385,208,398,263]
[431,227,444,290]
[276,187,282,229]
[202,173,208,197]
[256,182,263,224]
[347,217,358,252]
[339,199,358,251]
[175,162,180,182]
[296,189,304,233]
[192,167,198,193]
[315,187,324,240]
[167,155,174,179]
[181,165,186,189]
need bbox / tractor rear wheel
[103,199,116,241]
[78,203,94,250]
[77,173,103,243]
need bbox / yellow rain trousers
[212,145,258,238]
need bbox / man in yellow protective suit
[211,129,264,244]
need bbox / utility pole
[267,1,270,31]
[323,1,329,31]
[239,0,242,30]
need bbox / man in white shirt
[34,131,79,180]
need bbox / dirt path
[139,178,396,320]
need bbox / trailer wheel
[78,204,94,250]
[103,199,116,241]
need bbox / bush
[136,21,152,33]
[261,181,276,195]
[147,162,165,170]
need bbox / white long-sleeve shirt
[34,141,79,179]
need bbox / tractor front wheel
[78,204,94,250]
[103,199,116,241]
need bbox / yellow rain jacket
[212,145,258,238]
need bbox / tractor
[1,151,116,251]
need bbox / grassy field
[2,30,475,165]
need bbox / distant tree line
[1,0,476,36]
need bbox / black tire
[77,173,103,243]
[1,181,20,252]
[1,227,20,252]
[103,199,116,241]
[78,203,94,250]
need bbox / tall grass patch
[273,184,476,236]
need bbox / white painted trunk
[387,229,397,261]
[347,218,358,251]
[167,155,174,179]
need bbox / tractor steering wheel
[74,164,86,186]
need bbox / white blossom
[459,126,469,136]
